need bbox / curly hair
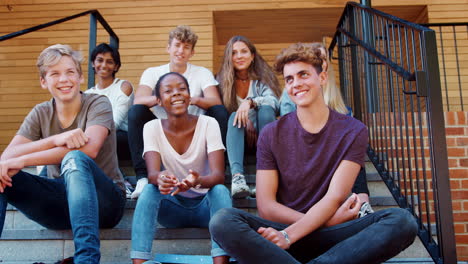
[273,42,324,75]
[275,42,348,114]
[168,25,198,49]
[37,44,83,78]
[216,35,281,113]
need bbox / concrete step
[4,160,427,264]
[0,237,435,263]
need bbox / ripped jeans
[0,150,126,264]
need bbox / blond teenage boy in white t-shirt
[128,25,228,199]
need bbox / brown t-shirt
[17,92,125,192]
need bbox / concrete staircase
[0,157,441,264]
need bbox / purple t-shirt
[257,109,368,213]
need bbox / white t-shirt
[139,63,219,119]
[142,115,225,197]
[85,78,133,131]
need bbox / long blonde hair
[217,36,281,113]
[308,43,348,115]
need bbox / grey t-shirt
[17,92,125,192]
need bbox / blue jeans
[0,150,126,264]
[210,207,418,264]
[131,184,232,260]
[227,105,276,175]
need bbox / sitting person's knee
[210,208,236,230]
[257,105,276,121]
[62,150,90,168]
[392,208,418,236]
[228,112,237,123]
[128,104,148,122]
[209,184,230,196]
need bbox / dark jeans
[117,129,131,161]
[0,151,126,263]
[127,104,228,180]
[210,207,417,264]
[352,167,369,195]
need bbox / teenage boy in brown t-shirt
[0,44,126,263]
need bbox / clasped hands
[257,226,290,250]
[156,169,200,196]
[256,193,362,250]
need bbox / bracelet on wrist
[279,230,291,245]
[247,97,257,109]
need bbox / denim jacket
[250,79,279,113]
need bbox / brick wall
[445,111,468,261]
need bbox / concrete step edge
[0,228,210,240]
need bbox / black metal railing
[330,2,456,263]
[0,9,118,88]
[421,22,467,112]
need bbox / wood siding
[0,0,466,152]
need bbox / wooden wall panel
[0,0,466,153]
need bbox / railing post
[88,12,97,89]
[423,30,457,264]
[337,34,347,101]
[361,0,378,114]
[349,8,363,120]
[110,36,119,50]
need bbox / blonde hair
[275,42,348,114]
[217,36,280,113]
[36,44,83,78]
[168,25,198,49]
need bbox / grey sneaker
[231,173,250,199]
[358,201,374,218]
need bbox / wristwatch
[280,230,291,245]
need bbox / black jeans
[210,207,417,264]
[127,104,229,180]
[117,129,131,161]
[352,167,369,195]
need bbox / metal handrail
[0,9,118,88]
[329,2,457,263]
[420,22,467,111]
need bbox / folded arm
[133,84,158,107]
[283,160,360,244]
[190,85,222,110]
[0,125,109,191]
[256,160,360,248]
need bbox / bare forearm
[17,146,70,167]
[133,95,158,107]
[1,136,56,161]
[191,96,221,110]
[259,201,304,225]
[285,197,340,244]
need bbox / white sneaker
[131,178,148,199]
[358,201,374,218]
[231,174,250,199]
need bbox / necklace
[235,74,249,83]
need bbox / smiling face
[92,52,118,79]
[40,55,84,104]
[283,61,327,109]
[167,38,194,67]
[158,73,191,116]
[232,41,254,72]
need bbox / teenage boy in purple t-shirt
[210,43,417,264]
